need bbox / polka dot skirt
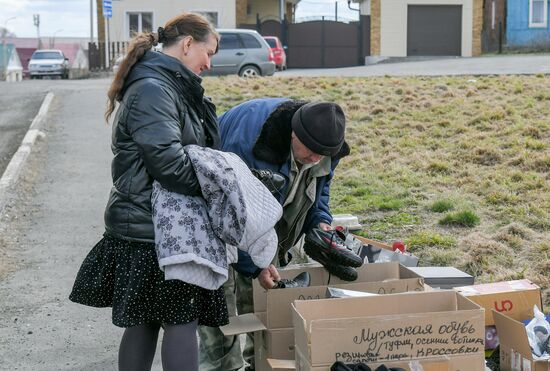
[69,234,229,328]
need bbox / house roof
[16,48,36,72]
[5,37,91,50]
[55,43,81,62]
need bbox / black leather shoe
[304,244,358,281]
[304,228,363,268]
[251,169,286,195]
[273,271,311,289]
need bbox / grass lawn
[203,74,550,305]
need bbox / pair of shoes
[251,169,286,195]
[304,228,363,282]
[305,228,363,267]
[273,271,311,289]
[331,361,406,371]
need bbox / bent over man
[198,98,349,371]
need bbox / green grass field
[204,74,550,305]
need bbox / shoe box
[292,290,487,371]
[454,279,542,352]
[407,267,474,289]
[221,262,427,371]
[295,350,485,371]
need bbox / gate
[287,19,360,68]
[241,16,370,68]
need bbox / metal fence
[88,41,128,71]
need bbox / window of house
[193,11,218,27]
[127,12,153,37]
[529,0,548,28]
[219,33,241,50]
[239,33,262,48]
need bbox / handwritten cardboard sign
[293,291,485,366]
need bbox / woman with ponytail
[70,13,222,371]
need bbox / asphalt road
[0,78,136,370]
[0,85,45,177]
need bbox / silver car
[28,49,69,79]
[206,29,276,77]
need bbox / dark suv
[205,29,276,77]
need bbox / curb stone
[0,92,54,215]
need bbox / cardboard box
[265,328,295,360]
[266,277,425,329]
[408,267,474,289]
[292,291,485,368]
[455,279,542,326]
[253,261,423,314]
[295,346,486,371]
[225,262,426,371]
[266,359,296,371]
[493,310,550,371]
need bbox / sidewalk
[0,83,167,370]
[277,54,550,77]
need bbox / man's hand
[258,264,281,290]
[319,222,332,231]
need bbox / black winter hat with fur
[291,102,346,157]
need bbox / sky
[0,0,359,38]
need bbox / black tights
[118,320,199,371]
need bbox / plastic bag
[525,305,550,359]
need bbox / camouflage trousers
[198,267,254,371]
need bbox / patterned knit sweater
[152,145,282,290]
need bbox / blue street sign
[103,0,112,18]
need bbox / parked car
[28,49,69,79]
[263,36,287,71]
[205,29,276,77]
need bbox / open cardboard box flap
[267,358,296,370]
[492,309,533,361]
[221,312,266,336]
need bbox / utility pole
[52,29,63,48]
[90,0,94,43]
[33,14,42,49]
[335,1,338,22]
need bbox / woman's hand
[258,264,281,290]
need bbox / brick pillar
[236,0,247,27]
[371,0,381,55]
[472,0,483,56]
[97,0,105,44]
[286,2,293,22]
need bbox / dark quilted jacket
[104,50,220,242]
